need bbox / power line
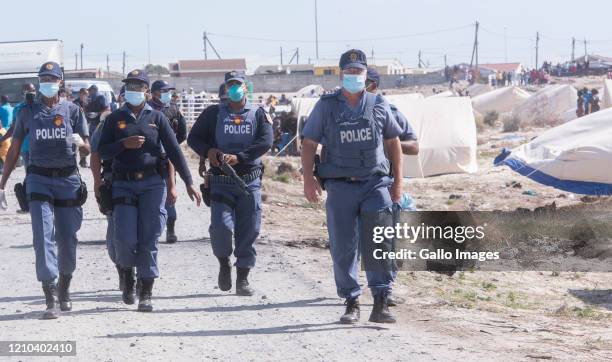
[206,24,472,44]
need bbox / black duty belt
[27,165,77,178]
[112,168,158,181]
[209,168,262,185]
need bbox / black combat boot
[340,297,360,324]
[42,284,59,320]
[115,264,124,291]
[369,293,396,323]
[386,291,406,307]
[121,267,136,305]
[218,257,232,291]
[236,267,255,296]
[57,274,72,312]
[137,278,154,312]
[166,219,178,244]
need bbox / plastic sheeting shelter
[603,79,612,109]
[495,107,612,195]
[512,84,577,124]
[386,95,478,177]
[471,86,531,115]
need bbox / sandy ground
[1,142,612,361]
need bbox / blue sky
[4,0,612,72]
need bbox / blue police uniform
[97,71,194,311]
[85,86,109,136]
[148,81,187,243]
[12,72,88,286]
[89,119,116,264]
[188,71,273,295]
[5,62,89,319]
[302,50,401,323]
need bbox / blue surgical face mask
[39,82,60,98]
[227,84,245,102]
[160,92,172,104]
[342,73,366,94]
[124,91,146,106]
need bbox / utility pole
[314,0,319,61]
[297,48,299,64]
[202,32,222,60]
[146,24,151,65]
[571,37,576,61]
[80,43,83,70]
[444,54,447,68]
[122,51,126,76]
[469,21,479,69]
[535,31,540,69]
[280,47,283,65]
[504,27,508,63]
[418,50,422,68]
[584,38,587,57]
[203,31,208,60]
[74,53,78,70]
[106,54,110,74]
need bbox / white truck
[0,39,64,103]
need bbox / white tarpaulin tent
[512,84,577,124]
[471,86,531,114]
[386,95,478,177]
[427,90,454,98]
[467,83,493,97]
[602,79,612,109]
[495,107,612,195]
[294,84,325,98]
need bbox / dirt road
[1,162,611,361]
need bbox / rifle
[216,153,250,196]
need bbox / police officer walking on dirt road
[97,69,201,312]
[148,80,187,244]
[0,61,90,319]
[301,50,403,324]
[188,71,273,296]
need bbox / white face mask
[124,91,146,106]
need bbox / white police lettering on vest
[36,127,67,140]
[224,123,252,135]
[340,128,372,144]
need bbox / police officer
[188,71,273,296]
[366,66,419,307]
[301,50,403,324]
[97,70,201,312]
[0,62,90,319]
[89,107,123,290]
[81,85,110,168]
[148,80,187,243]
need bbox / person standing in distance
[301,50,403,324]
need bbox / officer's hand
[167,185,178,205]
[198,159,207,178]
[71,134,85,147]
[0,189,8,210]
[390,181,402,204]
[223,154,238,166]
[123,136,145,149]
[93,180,103,198]
[186,184,202,207]
[304,176,322,203]
[207,148,222,167]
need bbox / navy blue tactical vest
[214,103,260,166]
[317,91,389,179]
[26,101,78,168]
